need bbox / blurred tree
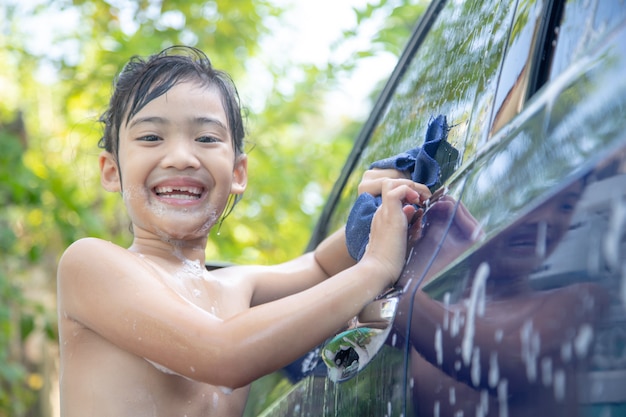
[0,0,427,415]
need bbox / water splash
[449,386,456,405]
[179,257,206,279]
[621,261,626,308]
[144,358,193,381]
[220,386,233,395]
[471,347,481,386]
[450,309,463,338]
[520,319,540,382]
[488,351,499,388]
[536,220,547,258]
[462,262,489,365]
[553,368,566,401]
[497,379,509,417]
[479,389,489,416]
[603,195,626,270]
[443,292,451,331]
[560,340,573,363]
[574,324,594,358]
[541,357,553,386]
[435,325,443,365]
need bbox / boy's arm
[245,228,353,307]
[248,171,430,306]
[59,179,421,390]
[313,227,356,277]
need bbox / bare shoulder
[58,237,129,281]
[57,238,142,319]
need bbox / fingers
[379,179,423,218]
[359,169,432,204]
[358,169,406,195]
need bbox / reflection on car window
[549,0,626,82]
[396,143,626,416]
[326,0,518,235]
[490,0,547,135]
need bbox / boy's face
[99,81,247,243]
[477,180,583,280]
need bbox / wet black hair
[98,45,246,159]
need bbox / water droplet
[471,347,481,386]
[541,357,553,386]
[488,351,499,388]
[553,368,566,400]
[497,379,509,417]
[462,262,489,365]
[435,325,443,365]
[574,324,594,358]
[449,386,456,405]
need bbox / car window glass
[549,0,626,82]
[326,0,518,235]
[490,0,547,134]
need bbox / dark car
[257,0,626,415]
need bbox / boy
[56,46,430,417]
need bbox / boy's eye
[197,135,220,143]
[560,203,575,213]
[139,135,161,142]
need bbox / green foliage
[0,127,51,415]
[0,0,427,415]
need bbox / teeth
[160,193,199,200]
[154,187,202,196]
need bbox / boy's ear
[99,151,121,192]
[231,154,248,195]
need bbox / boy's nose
[161,140,201,170]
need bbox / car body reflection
[396,170,614,416]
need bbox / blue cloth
[345,115,449,261]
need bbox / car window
[548,0,626,82]
[323,0,519,237]
[490,0,550,134]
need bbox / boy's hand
[360,167,432,247]
[361,174,431,288]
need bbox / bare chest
[153,261,250,319]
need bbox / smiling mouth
[154,186,203,200]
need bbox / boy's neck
[129,236,208,265]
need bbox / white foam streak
[603,195,626,270]
[435,325,443,365]
[488,351,499,388]
[462,262,489,365]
